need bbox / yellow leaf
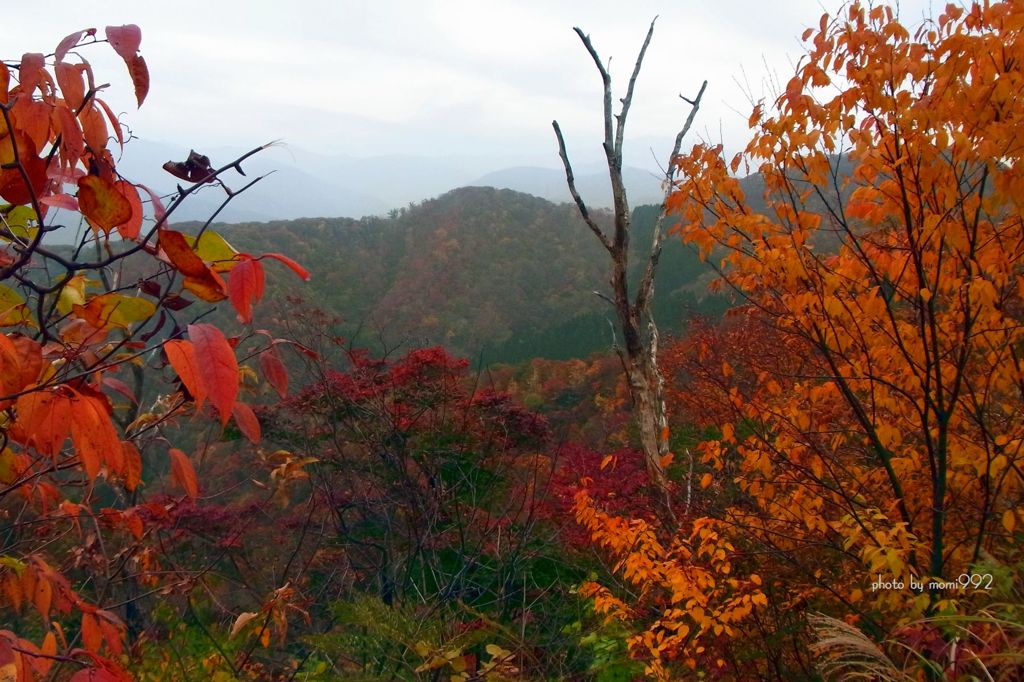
[0,285,32,326]
[701,472,714,489]
[56,275,90,315]
[185,230,238,272]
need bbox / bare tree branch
[636,79,708,315]
[554,19,704,496]
[616,17,658,164]
[552,120,613,252]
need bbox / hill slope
[217,187,724,362]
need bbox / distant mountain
[115,140,389,223]
[110,139,673,229]
[216,187,724,363]
[469,165,666,208]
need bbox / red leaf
[40,193,79,211]
[188,323,238,426]
[259,349,289,398]
[261,253,310,281]
[227,256,265,323]
[78,175,132,233]
[18,53,45,95]
[138,183,166,222]
[55,29,96,63]
[104,25,141,61]
[10,335,43,391]
[0,130,48,206]
[232,402,261,443]
[101,376,136,404]
[168,447,198,499]
[0,335,25,397]
[164,339,206,409]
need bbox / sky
[5,0,939,170]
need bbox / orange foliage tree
[576,1,1024,678]
[0,28,306,680]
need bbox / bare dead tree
[552,18,706,491]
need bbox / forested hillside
[217,187,726,362]
[2,4,1022,682]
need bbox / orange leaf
[37,631,57,677]
[78,175,132,233]
[159,229,226,302]
[126,54,149,107]
[232,402,261,443]
[121,442,142,491]
[14,389,72,457]
[113,181,143,240]
[56,103,85,164]
[188,323,238,425]
[55,62,86,110]
[81,612,102,652]
[33,574,52,622]
[164,339,206,409]
[78,103,109,152]
[69,389,121,481]
[1003,510,1016,533]
[168,448,198,499]
[95,98,124,149]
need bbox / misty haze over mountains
[114,138,672,224]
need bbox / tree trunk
[552,18,705,492]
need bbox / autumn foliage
[573,1,1024,679]
[0,28,307,680]
[5,3,1024,681]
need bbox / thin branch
[571,27,613,152]
[635,80,708,315]
[616,17,658,163]
[552,120,613,251]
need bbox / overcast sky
[6,0,938,168]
